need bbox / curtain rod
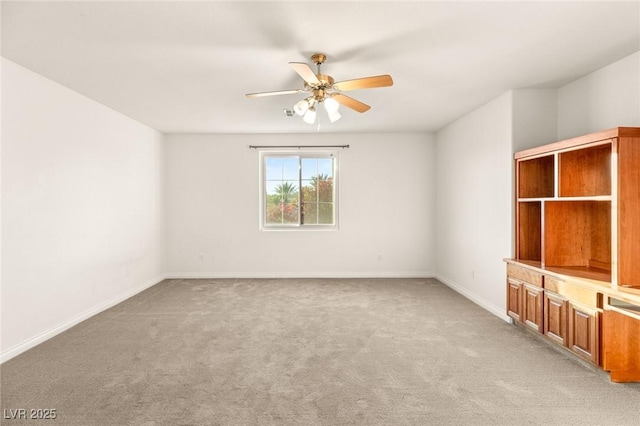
[249,145,349,149]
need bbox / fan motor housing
[311,53,326,65]
[316,74,334,86]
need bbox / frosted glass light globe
[293,99,309,116]
[324,97,340,112]
[303,108,317,124]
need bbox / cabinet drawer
[544,275,601,308]
[544,275,562,293]
[507,264,542,287]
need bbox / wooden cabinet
[543,291,567,346]
[602,301,640,382]
[568,301,599,364]
[506,264,543,331]
[507,278,523,323]
[506,127,640,382]
[523,283,543,332]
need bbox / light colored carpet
[1,278,639,425]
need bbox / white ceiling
[2,1,639,134]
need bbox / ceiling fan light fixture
[293,99,309,116]
[324,97,340,113]
[247,53,393,125]
[303,107,317,124]
[327,109,342,123]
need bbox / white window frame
[259,150,339,231]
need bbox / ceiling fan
[245,53,393,124]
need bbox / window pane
[265,201,299,225]
[265,181,281,196]
[317,176,333,202]
[282,157,299,180]
[265,177,299,226]
[265,157,283,180]
[265,200,282,224]
[301,158,318,179]
[301,179,317,203]
[302,202,318,224]
[267,181,298,201]
[301,157,333,206]
[281,202,299,224]
[318,202,334,224]
[266,156,299,181]
[317,158,333,177]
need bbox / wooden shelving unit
[506,127,640,382]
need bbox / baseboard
[1,274,167,364]
[435,274,511,323]
[165,271,436,279]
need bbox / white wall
[165,133,436,278]
[512,89,558,152]
[558,51,640,140]
[435,93,514,319]
[1,59,166,361]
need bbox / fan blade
[332,93,371,113]
[246,89,304,98]
[333,75,393,91]
[289,62,321,85]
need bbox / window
[260,151,338,229]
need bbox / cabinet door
[602,309,640,382]
[522,283,543,332]
[544,291,568,346]
[507,278,523,322]
[568,302,599,364]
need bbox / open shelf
[517,201,541,261]
[559,143,611,197]
[544,265,612,284]
[544,200,611,271]
[518,155,554,198]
